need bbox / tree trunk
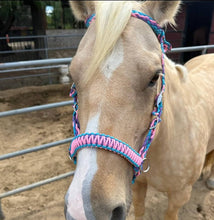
[29,1,47,59]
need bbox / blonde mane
[82,1,133,86]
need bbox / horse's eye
[148,72,161,87]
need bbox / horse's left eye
[148,72,161,87]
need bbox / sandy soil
[0,85,213,220]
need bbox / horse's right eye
[148,71,161,87]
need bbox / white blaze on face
[65,38,124,220]
[65,112,100,220]
[102,38,124,79]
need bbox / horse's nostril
[111,206,126,220]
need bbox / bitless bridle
[69,10,171,183]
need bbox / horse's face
[65,1,180,220]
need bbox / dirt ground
[0,85,213,220]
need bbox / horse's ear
[69,1,95,21]
[144,1,181,26]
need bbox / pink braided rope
[70,134,143,168]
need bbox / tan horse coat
[65,1,214,220]
[133,54,214,219]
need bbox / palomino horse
[65,1,214,220]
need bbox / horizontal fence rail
[0,34,84,40]
[171,44,214,54]
[0,100,73,118]
[0,65,62,74]
[0,58,72,69]
[0,58,72,87]
[0,137,73,161]
[0,171,75,199]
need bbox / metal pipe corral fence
[0,57,75,206]
[0,58,72,69]
[0,171,74,199]
[0,44,214,216]
[0,137,73,161]
[171,44,214,54]
[0,100,73,118]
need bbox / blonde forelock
[81,1,133,86]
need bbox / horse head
[65,1,180,220]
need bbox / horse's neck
[156,57,190,140]
[164,56,189,111]
[161,55,214,136]
[164,57,189,95]
[156,55,208,140]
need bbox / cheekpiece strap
[131,10,171,52]
[69,84,80,136]
[85,10,171,52]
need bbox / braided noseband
[69,10,171,183]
